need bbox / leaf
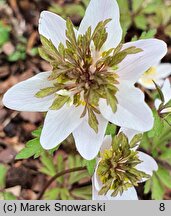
[163,99,171,109]
[85,159,96,176]
[144,179,151,194]
[148,109,164,137]
[132,0,144,12]
[153,81,165,103]
[16,138,44,159]
[44,188,60,200]
[105,88,117,113]
[35,87,58,98]
[40,152,56,176]
[130,134,143,148]
[105,123,117,136]
[71,186,92,200]
[88,108,98,133]
[3,192,17,200]
[31,127,42,137]
[134,15,148,30]
[151,173,164,200]
[0,21,10,46]
[0,165,7,189]
[156,166,171,189]
[50,95,70,110]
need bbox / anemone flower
[3,0,167,160]
[92,128,158,200]
[139,62,171,89]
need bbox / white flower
[92,128,158,200]
[2,0,167,160]
[138,62,171,89]
[155,78,171,113]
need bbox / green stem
[37,166,87,200]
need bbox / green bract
[37,18,142,132]
[97,132,149,197]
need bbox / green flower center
[97,133,150,197]
[36,18,143,132]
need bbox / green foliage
[40,153,91,200]
[84,159,96,176]
[105,123,117,136]
[144,165,171,200]
[0,21,10,46]
[0,165,17,200]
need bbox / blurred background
[0,0,171,200]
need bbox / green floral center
[36,18,143,132]
[97,133,150,197]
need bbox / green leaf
[0,165,7,189]
[130,133,143,148]
[144,179,151,194]
[105,123,117,136]
[134,15,148,30]
[85,159,96,176]
[3,192,17,200]
[88,108,98,133]
[151,173,164,200]
[31,127,42,137]
[50,95,70,110]
[156,166,171,189]
[132,0,144,12]
[0,21,10,46]
[153,81,165,103]
[164,99,171,109]
[40,152,56,176]
[44,188,60,200]
[71,186,92,200]
[35,87,59,98]
[105,88,117,113]
[15,138,44,159]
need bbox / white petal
[138,78,163,90]
[93,162,103,191]
[92,184,138,200]
[162,78,171,103]
[137,152,158,176]
[156,63,171,79]
[39,11,67,48]
[79,0,122,50]
[100,135,112,154]
[120,127,140,142]
[40,105,84,149]
[99,83,154,132]
[73,115,108,160]
[2,72,54,112]
[117,39,167,84]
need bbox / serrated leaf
[151,173,164,200]
[71,186,92,200]
[40,152,56,176]
[15,138,44,159]
[156,166,171,189]
[44,188,60,200]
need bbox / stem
[37,166,87,200]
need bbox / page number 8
[159,203,165,211]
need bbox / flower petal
[137,152,158,176]
[161,78,171,102]
[73,115,108,160]
[156,63,171,79]
[40,105,84,149]
[117,39,167,84]
[93,161,103,191]
[92,183,138,200]
[120,127,140,142]
[99,83,154,132]
[2,72,54,112]
[78,0,122,50]
[100,135,112,154]
[39,11,67,48]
